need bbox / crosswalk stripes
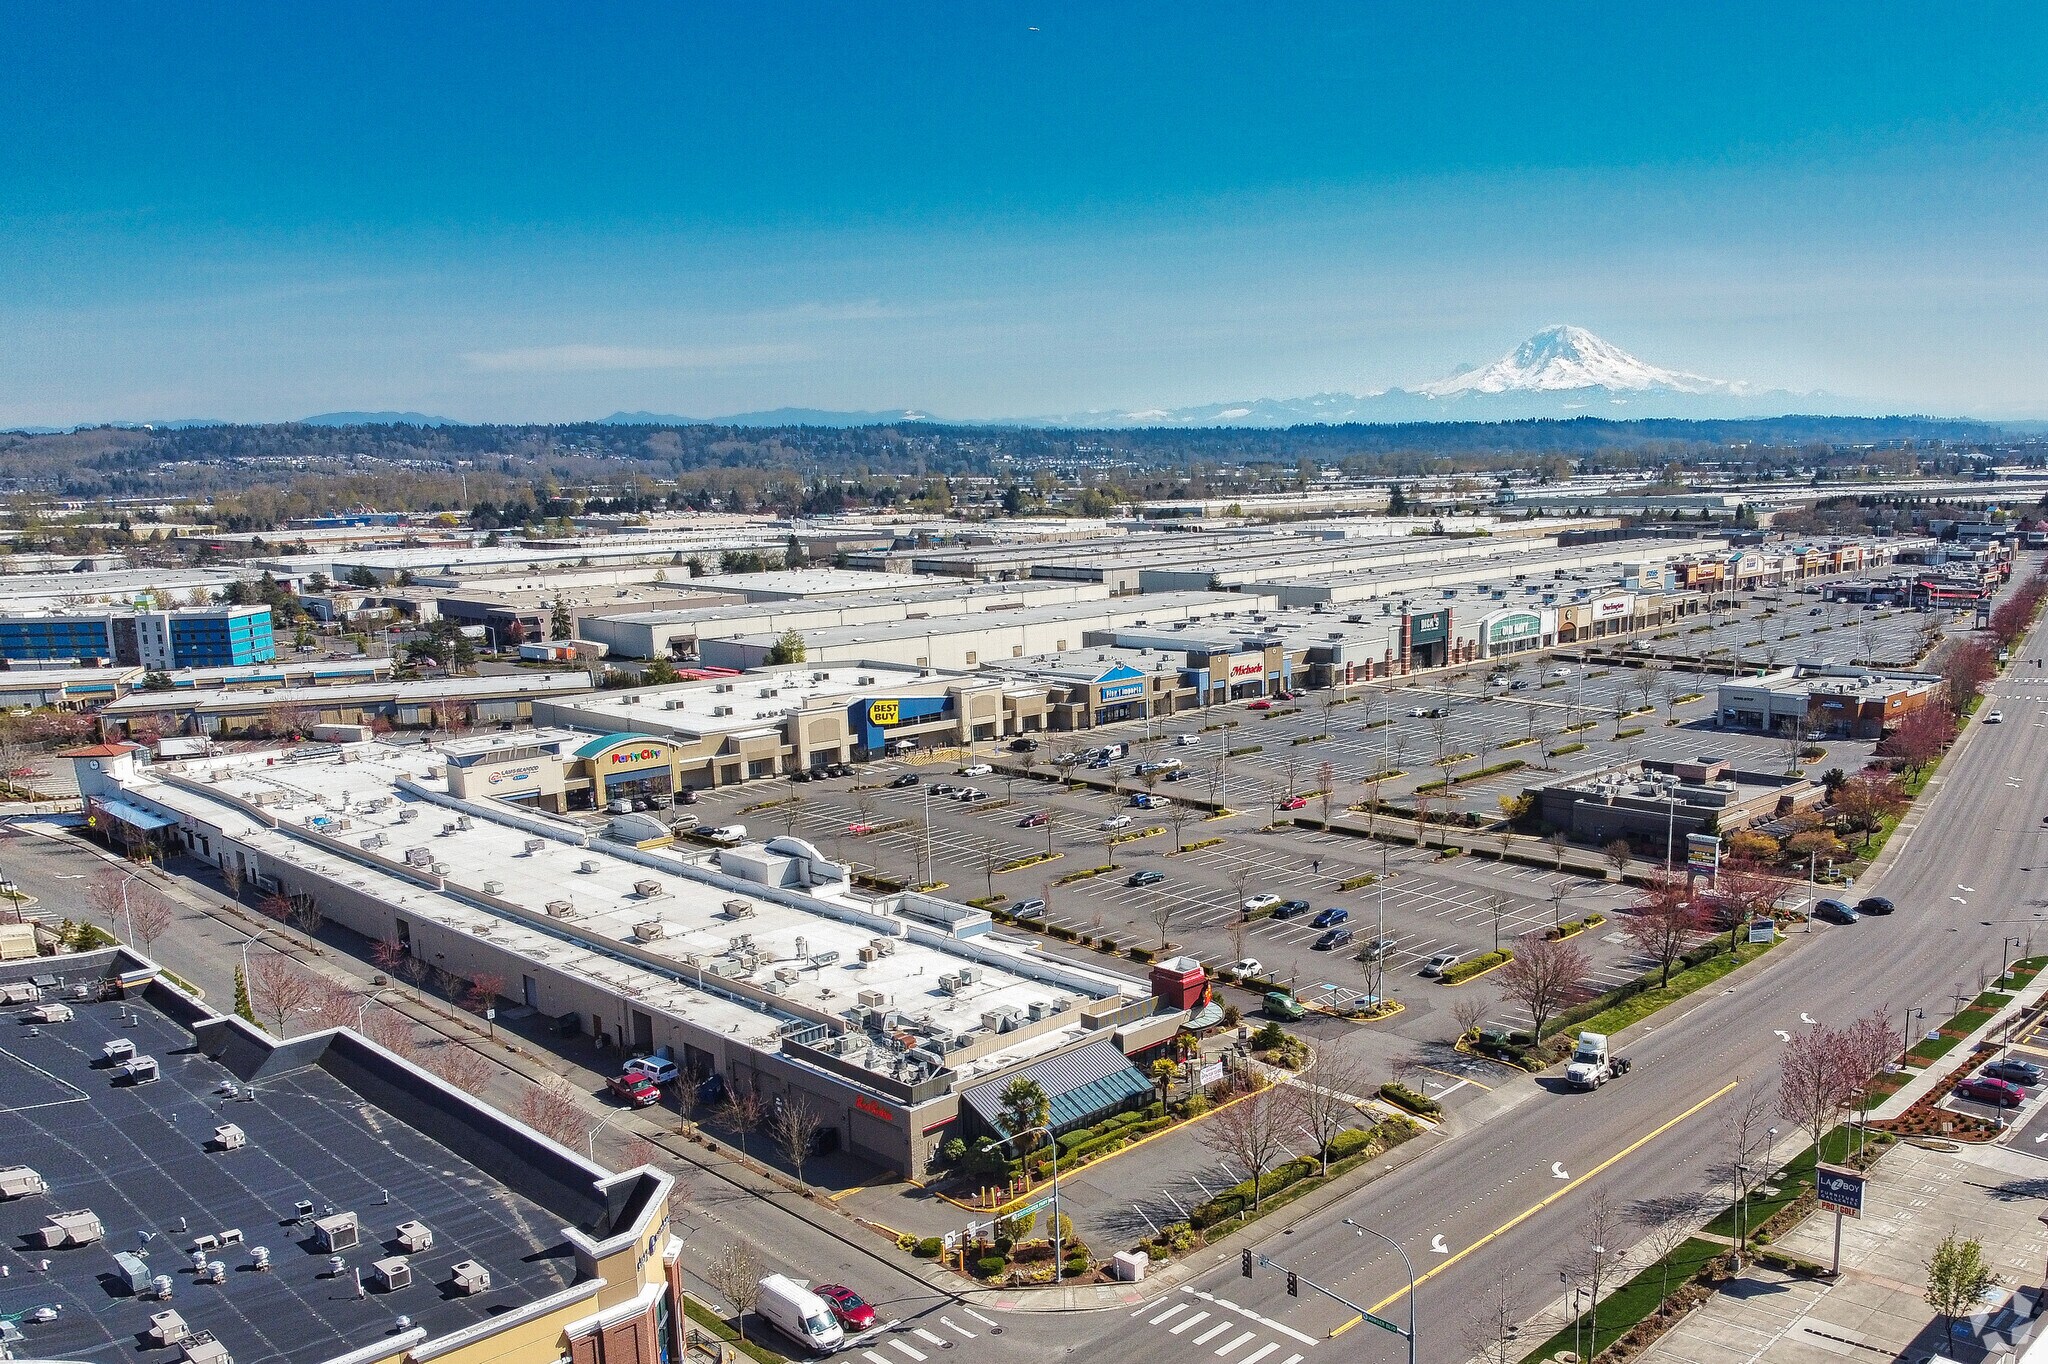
[1127,1292,1309,1362]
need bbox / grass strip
[1515,1238,1724,1364]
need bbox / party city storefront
[577,732,679,806]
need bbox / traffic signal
[1286,1271,1299,1298]
[1241,1250,1253,1278]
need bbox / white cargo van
[756,1274,844,1355]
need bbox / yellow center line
[1367,1080,1740,1315]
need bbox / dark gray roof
[960,1039,1151,1133]
[0,984,585,1364]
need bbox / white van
[704,824,747,846]
[756,1274,844,1355]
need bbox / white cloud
[460,342,805,373]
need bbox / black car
[1812,899,1860,925]
[789,769,814,782]
[1272,900,1312,920]
[890,773,921,788]
[1854,896,1895,916]
[828,762,854,778]
[1008,737,1040,752]
[1163,768,1190,782]
[1127,869,1165,887]
[1310,907,1349,929]
[1983,1058,2044,1087]
[1313,928,1355,952]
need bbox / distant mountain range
[0,328,1954,433]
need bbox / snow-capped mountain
[1416,324,1749,398]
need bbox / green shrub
[1252,1020,1288,1049]
[976,1255,1008,1279]
[1127,946,1155,963]
[914,1237,943,1258]
[897,1232,918,1251]
[1326,1126,1378,1160]
[1441,949,1512,983]
[1547,742,1587,757]
[1378,1081,1442,1117]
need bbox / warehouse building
[71,743,1182,1177]
[1523,756,1822,853]
[0,945,682,1364]
[98,672,595,739]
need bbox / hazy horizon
[7,5,2048,427]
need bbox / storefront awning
[960,1039,1152,1135]
[97,798,176,832]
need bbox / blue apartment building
[0,606,275,668]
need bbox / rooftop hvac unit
[404,847,432,867]
[714,682,734,693]
[857,989,892,1009]
[773,966,800,985]
[362,833,386,850]
[937,973,964,996]
[439,823,457,836]
[727,933,754,953]
[27,1002,71,1024]
[369,1256,411,1291]
[455,815,472,830]
[760,979,786,996]
[907,1047,944,1069]
[482,879,503,894]
[868,938,895,957]
[210,1124,246,1152]
[759,686,778,697]
[980,1006,1024,1033]
[393,1220,433,1253]
[0,1166,46,1200]
[711,705,734,717]
[578,859,599,874]
[523,838,546,854]
[634,879,662,898]
[119,1056,159,1084]
[723,898,754,919]
[634,920,665,941]
[148,1310,190,1347]
[544,899,574,917]
[810,949,840,967]
[311,1211,359,1252]
[397,807,419,822]
[182,1332,232,1364]
[37,1209,104,1247]
[857,675,876,686]
[956,966,977,986]
[115,1250,153,1294]
[430,862,450,876]
[857,946,878,964]
[103,1038,136,1064]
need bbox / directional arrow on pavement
[1552,1162,1570,1179]
[1431,1235,1449,1254]
[1800,1013,1816,1025]
[1775,1030,1792,1042]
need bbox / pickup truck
[1564,1031,1632,1089]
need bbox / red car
[1247,699,1273,710]
[812,1283,875,1334]
[846,822,875,836]
[1280,795,1308,810]
[606,1074,663,1108]
[1017,811,1049,827]
[1955,1075,2026,1108]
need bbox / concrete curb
[1865,968,2048,1122]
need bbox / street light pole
[992,1124,1063,1282]
[1342,1219,1416,1364]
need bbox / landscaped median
[1151,1114,1421,1251]
[1054,863,1114,885]
[1545,913,1605,941]
[1439,949,1512,984]
[993,850,1060,874]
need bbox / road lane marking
[912,1328,947,1346]
[888,1343,927,1362]
[1214,1331,1257,1356]
[1172,1312,1212,1335]
[1368,1078,1741,1315]
[962,1308,1001,1327]
[1193,1321,1235,1345]
[1239,1345,1280,1364]
[865,1352,894,1364]
[1149,1303,1189,1325]
[938,1318,975,1339]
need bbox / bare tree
[1199,1081,1298,1211]
[362,1006,418,1059]
[465,973,507,1037]
[85,868,130,930]
[220,857,244,903]
[1166,798,1197,851]
[1496,933,1591,1042]
[722,1080,768,1159]
[517,1073,590,1149]
[427,1042,494,1094]
[1558,1192,1625,1357]
[1227,855,1253,917]
[1296,1053,1369,1174]
[1626,1190,1716,1303]
[127,885,175,950]
[1149,893,1179,949]
[775,1094,825,1189]
[978,834,1002,902]
[1602,838,1631,877]
[1465,1264,1526,1364]
[1623,871,1709,987]
[1547,828,1568,870]
[1315,760,1336,828]
[704,1241,764,1328]
[1779,1011,1893,1154]
[1451,997,1488,1040]
[246,952,318,1036]
[307,976,362,1030]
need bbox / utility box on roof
[1148,954,1207,1010]
[311,1211,358,1252]
[0,1166,46,1200]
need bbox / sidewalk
[1641,1140,2048,1364]
[1866,967,2048,1122]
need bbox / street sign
[1687,833,1721,874]
[1815,1165,1864,1219]
[1748,920,1776,944]
[1363,1311,1405,1336]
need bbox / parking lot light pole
[1899,1006,1924,1067]
[2005,937,2024,982]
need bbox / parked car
[931,783,960,797]
[845,821,875,835]
[1099,814,1133,830]
[1263,990,1305,1021]
[1984,1058,2045,1087]
[812,1284,876,1335]
[1310,907,1350,929]
[1551,667,1572,678]
[606,1074,663,1107]
[1314,927,1355,952]
[1421,950,1462,978]
[1247,699,1273,710]
[956,788,989,802]
[1127,869,1165,887]
[1272,899,1311,919]
[1360,935,1399,960]
[1509,679,1529,690]
[890,772,921,788]
[1280,795,1308,810]
[1987,710,2005,724]
[1956,1075,2026,1107]
[960,763,994,776]
[1177,733,1199,746]
[1812,898,1860,925]
[1163,768,1191,782]
[1243,893,1281,912]
[1227,958,1264,978]
[1008,737,1040,752]
[789,769,814,783]
[1017,810,1049,827]
[1008,898,1047,919]
[623,1055,679,1084]
[677,787,699,805]
[1854,896,1895,916]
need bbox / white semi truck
[1564,1031,1632,1089]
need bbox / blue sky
[6,3,2048,425]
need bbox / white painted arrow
[1431,1235,1449,1254]
[1552,1162,1570,1179]
[1775,1030,1792,1042]
[1800,1013,1816,1025]
[1960,885,1976,893]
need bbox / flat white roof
[102,671,593,713]
[542,663,954,737]
[689,569,930,596]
